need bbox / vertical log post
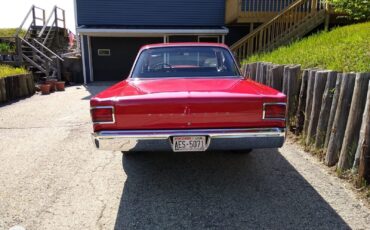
[324,73,343,149]
[295,70,309,135]
[338,73,370,171]
[325,73,356,166]
[256,62,263,83]
[282,65,291,96]
[303,69,318,136]
[314,71,338,149]
[306,71,328,145]
[240,64,248,78]
[0,78,6,103]
[270,65,285,91]
[355,81,370,183]
[353,80,370,171]
[287,65,301,128]
[261,62,270,85]
[19,75,29,97]
[245,62,257,80]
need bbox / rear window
[131,46,240,78]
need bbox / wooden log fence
[0,74,35,104]
[355,80,370,183]
[324,73,343,149]
[314,71,337,149]
[242,62,370,182]
[325,73,356,166]
[337,73,370,171]
[303,69,318,136]
[295,70,309,135]
[306,71,328,146]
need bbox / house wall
[76,0,225,26]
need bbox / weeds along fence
[0,74,35,103]
[242,62,370,183]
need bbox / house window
[98,49,111,56]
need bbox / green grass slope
[0,28,26,37]
[0,65,28,78]
[245,22,370,72]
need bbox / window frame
[128,46,242,80]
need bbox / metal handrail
[19,37,53,62]
[38,6,66,38]
[231,0,326,59]
[14,5,45,37]
[33,39,64,61]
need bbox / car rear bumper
[91,128,286,152]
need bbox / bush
[0,43,14,54]
[244,22,370,73]
[330,0,370,20]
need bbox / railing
[239,0,296,22]
[15,5,45,38]
[226,0,300,23]
[19,37,63,79]
[231,0,327,62]
[38,6,66,45]
[32,39,63,61]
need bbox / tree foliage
[330,0,370,20]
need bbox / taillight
[91,106,115,124]
[263,103,286,120]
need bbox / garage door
[91,37,163,81]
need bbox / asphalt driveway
[0,83,369,230]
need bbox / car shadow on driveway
[114,149,350,230]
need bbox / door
[91,37,163,81]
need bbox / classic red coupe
[90,43,286,153]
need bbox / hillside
[244,22,370,72]
[0,28,26,37]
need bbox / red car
[90,43,286,153]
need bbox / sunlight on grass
[0,65,28,78]
[0,28,26,37]
[244,22,370,72]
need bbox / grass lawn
[0,28,26,37]
[244,22,370,73]
[0,65,28,78]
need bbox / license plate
[172,136,207,152]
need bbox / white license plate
[172,136,207,152]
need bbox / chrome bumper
[91,128,286,152]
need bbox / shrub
[0,43,13,54]
[330,0,370,20]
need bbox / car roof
[140,42,230,51]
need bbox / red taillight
[91,107,115,123]
[263,103,286,120]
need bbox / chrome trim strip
[262,103,287,121]
[90,106,116,125]
[94,128,285,139]
[91,128,286,151]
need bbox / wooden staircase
[230,0,328,62]
[14,5,66,80]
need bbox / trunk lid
[93,78,285,130]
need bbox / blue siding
[76,0,225,26]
